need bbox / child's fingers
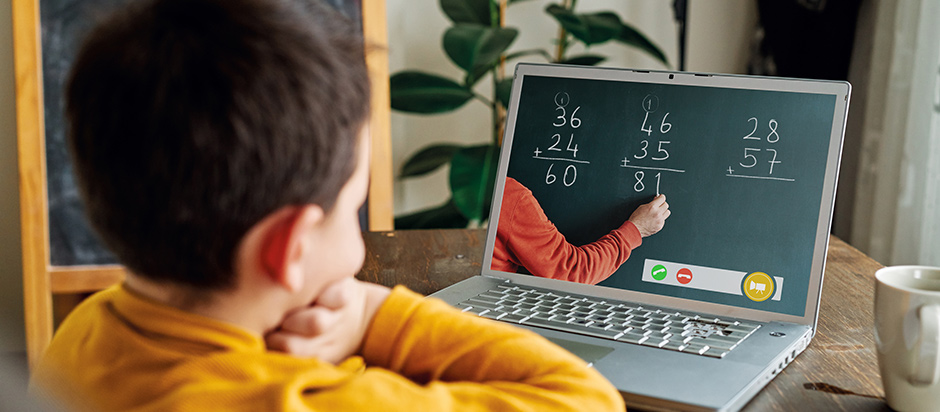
[266,330,327,357]
[281,306,340,336]
[265,330,302,353]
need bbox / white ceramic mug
[875,266,940,412]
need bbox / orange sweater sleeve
[354,286,625,411]
[496,178,641,284]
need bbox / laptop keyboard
[456,284,761,358]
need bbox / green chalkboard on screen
[502,67,843,317]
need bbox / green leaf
[545,5,621,46]
[394,199,469,229]
[449,144,499,223]
[443,25,518,75]
[616,23,669,66]
[495,78,513,108]
[558,54,606,66]
[440,0,492,25]
[390,71,474,114]
[465,64,492,89]
[400,144,462,178]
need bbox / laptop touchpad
[546,337,615,366]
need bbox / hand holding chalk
[627,194,671,237]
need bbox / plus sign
[622,157,630,167]
[727,166,734,175]
[534,147,542,157]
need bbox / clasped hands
[266,278,390,364]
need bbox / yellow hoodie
[32,285,624,411]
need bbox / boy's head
[66,0,370,291]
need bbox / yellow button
[742,272,774,302]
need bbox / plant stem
[492,0,506,147]
[472,92,493,106]
[554,0,573,61]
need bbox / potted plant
[391,0,668,229]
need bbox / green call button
[651,264,667,281]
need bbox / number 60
[546,164,577,186]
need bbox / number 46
[641,112,671,136]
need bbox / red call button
[677,268,693,284]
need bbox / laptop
[430,63,850,411]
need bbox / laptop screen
[485,64,849,319]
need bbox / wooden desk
[357,229,889,411]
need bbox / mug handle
[912,305,940,385]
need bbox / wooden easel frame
[13,0,393,369]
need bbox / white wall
[850,0,940,266]
[1,0,26,354]
[387,0,758,216]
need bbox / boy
[31,0,625,410]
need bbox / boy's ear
[259,205,324,291]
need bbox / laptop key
[481,311,506,320]
[623,320,647,329]
[571,308,595,317]
[589,322,613,331]
[641,338,669,348]
[550,315,574,324]
[522,317,623,340]
[662,340,685,351]
[515,303,537,311]
[664,326,686,336]
[472,295,501,304]
[514,309,537,317]
[611,314,634,322]
[530,313,553,321]
[499,313,528,324]
[467,299,501,310]
[535,302,557,310]
[646,331,670,341]
[500,296,522,304]
[468,308,489,317]
[617,331,648,345]
[681,342,709,355]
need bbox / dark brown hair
[65,0,370,290]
